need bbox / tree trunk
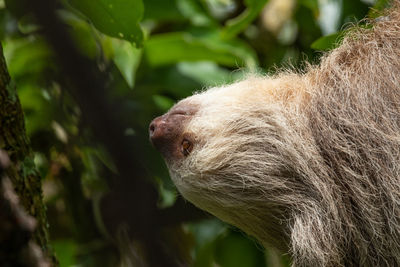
[0,43,54,262]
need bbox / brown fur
[150,2,400,266]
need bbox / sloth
[150,2,400,266]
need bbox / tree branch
[0,150,50,267]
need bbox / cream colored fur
[166,2,400,266]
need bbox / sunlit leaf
[3,38,54,82]
[52,239,77,267]
[144,32,257,68]
[68,0,144,46]
[110,38,142,88]
[176,0,215,26]
[153,94,174,112]
[369,0,391,18]
[220,0,268,39]
[177,61,238,86]
[311,31,342,51]
[18,86,53,135]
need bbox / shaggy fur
[154,2,400,266]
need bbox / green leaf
[215,231,265,267]
[4,38,53,81]
[342,0,370,24]
[144,32,258,68]
[176,0,215,26]
[143,0,183,21]
[60,11,99,58]
[218,38,258,69]
[298,0,319,17]
[177,61,241,86]
[110,38,142,88]
[369,0,390,19]
[18,86,53,135]
[52,239,77,267]
[153,94,175,112]
[311,31,343,51]
[68,0,144,46]
[17,15,40,35]
[220,0,268,39]
[189,219,226,267]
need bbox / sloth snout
[149,113,185,159]
[149,116,169,148]
[148,118,158,138]
[150,102,198,159]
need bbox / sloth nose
[149,115,178,156]
[149,116,166,144]
[149,104,197,157]
[149,120,156,137]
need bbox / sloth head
[150,75,310,250]
[148,4,400,264]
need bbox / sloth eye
[181,139,193,156]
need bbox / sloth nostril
[149,117,169,146]
[149,122,156,137]
[149,118,164,141]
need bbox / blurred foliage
[0,0,388,266]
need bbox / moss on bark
[0,43,54,262]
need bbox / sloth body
[150,3,400,266]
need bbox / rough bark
[0,150,50,267]
[0,43,54,263]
